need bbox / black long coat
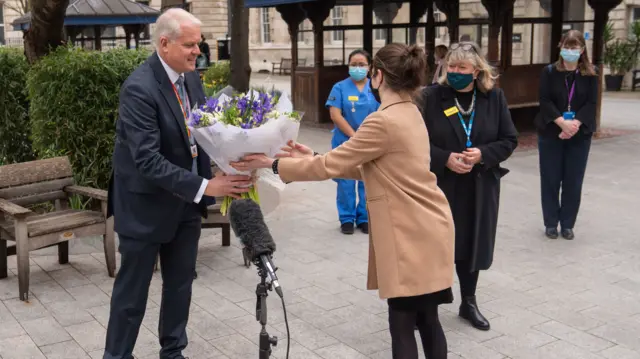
[420,84,518,272]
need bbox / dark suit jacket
[536,64,598,137]
[420,84,518,271]
[107,53,214,242]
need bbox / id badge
[563,111,575,120]
[190,144,198,158]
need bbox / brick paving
[1,89,639,358]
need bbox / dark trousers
[456,261,479,298]
[538,133,592,229]
[103,217,201,359]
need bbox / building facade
[1,0,639,67]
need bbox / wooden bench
[0,157,116,301]
[271,58,306,75]
[632,69,640,91]
[202,201,230,246]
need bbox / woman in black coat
[536,30,598,241]
[420,42,518,331]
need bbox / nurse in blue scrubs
[325,49,380,235]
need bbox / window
[331,6,343,42]
[0,5,5,45]
[374,16,386,41]
[261,8,271,43]
[632,7,640,22]
[297,20,308,43]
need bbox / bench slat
[0,178,74,200]
[0,157,73,189]
[0,209,105,238]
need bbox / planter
[605,74,624,91]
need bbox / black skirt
[387,288,454,311]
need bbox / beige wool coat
[278,100,455,299]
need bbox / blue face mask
[447,72,475,91]
[349,66,368,81]
[560,48,581,63]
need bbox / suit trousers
[538,132,592,230]
[103,212,201,359]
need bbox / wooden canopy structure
[12,0,160,50]
[246,0,623,129]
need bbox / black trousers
[456,261,479,298]
[538,133,592,229]
[103,217,201,359]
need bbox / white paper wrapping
[190,91,301,215]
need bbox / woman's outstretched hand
[275,140,315,159]
[230,154,275,171]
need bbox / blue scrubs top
[325,78,380,144]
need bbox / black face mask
[369,73,382,103]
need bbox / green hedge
[0,48,35,165]
[202,61,230,97]
[26,46,150,189]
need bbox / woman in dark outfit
[420,42,518,331]
[536,30,597,240]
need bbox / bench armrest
[64,185,108,202]
[0,198,32,218]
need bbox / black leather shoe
[194,271,198,279]
[459,296,490,331]
[561,228,575,240]
[545,227,559,239]
[341,223,355,235]
[357,222,369,234]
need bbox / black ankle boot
[459,296,490,331]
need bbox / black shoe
[545,227,559,239]
[341,222,355,235]
[357,222,369,234]
[194,271,198,279]
[459,296,490,331]
[561,228,575,240]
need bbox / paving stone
[48,268,91,289]
[20,316,71,346]
[39,340,91,359]
[0,335,46,359]
[65,320,106,352]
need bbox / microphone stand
[255,260,277,359]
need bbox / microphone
[228,199,283,298]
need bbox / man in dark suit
[103,8,252,359]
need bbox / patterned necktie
[175,76,198,174]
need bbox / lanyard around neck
[171,83,193,139]
[565,70,578,111]
[455,89,476,148]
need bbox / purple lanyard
[565,70,578,111]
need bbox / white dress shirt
[158,54,209,204]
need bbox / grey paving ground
[1,88,639,358]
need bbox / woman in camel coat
[232,43,455,359]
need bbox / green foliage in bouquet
[202,61,231,97]
[26,46,150,191]
[0,48,36,165]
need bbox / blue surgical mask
[349,66,368,81]
[447,72,475,91]
[560,48,581,63]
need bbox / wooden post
[435,0,459,43]
[93,25,102,51]
[481,0,516,66]
[276,4,306,108]
[425,0,436,82]
[302,0,335,68]
[550,0,564,62]
[588,0,623,132]
[363,0,373,55]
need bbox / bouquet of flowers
[188,89,303,215]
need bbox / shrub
[0,47,36,165]
[26,46,150,189]
[202,61,231,96]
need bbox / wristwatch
[272,159,279,174]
